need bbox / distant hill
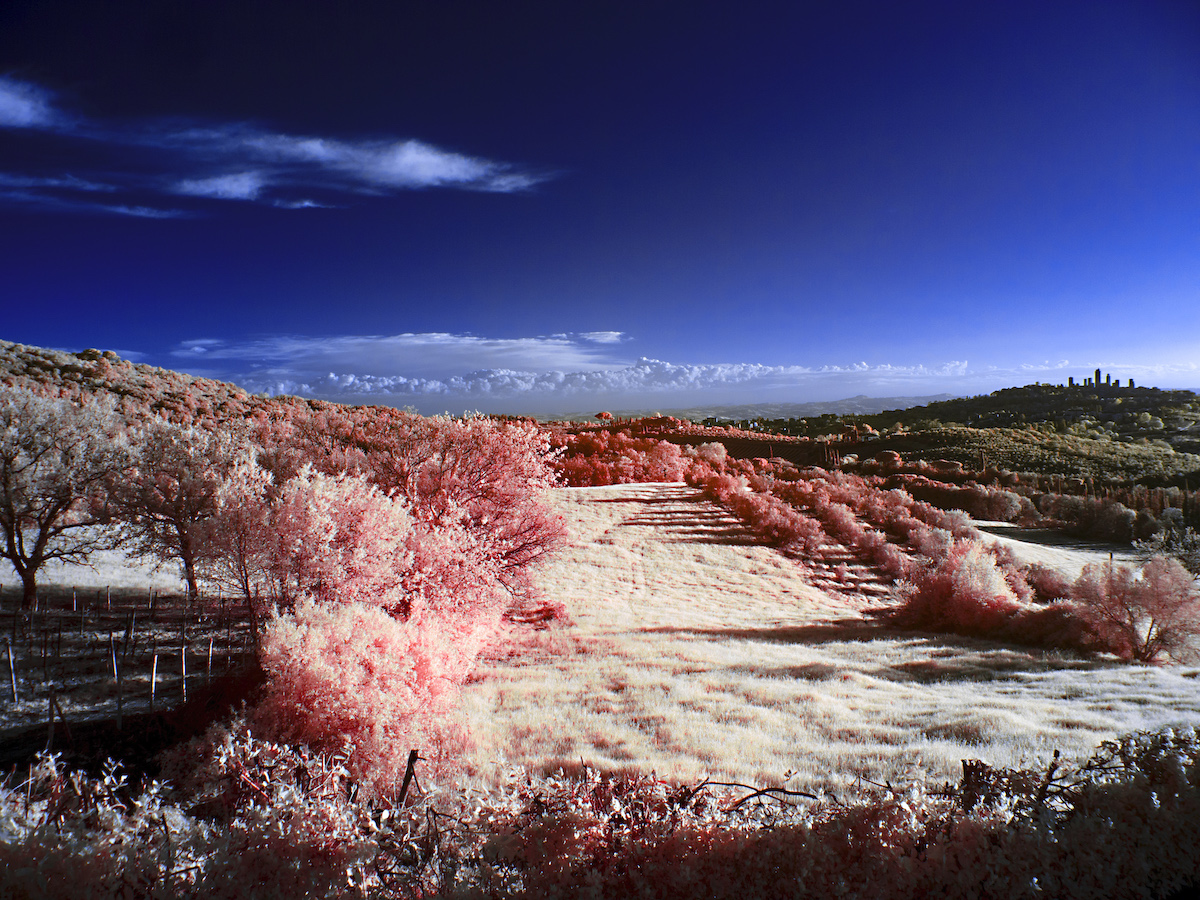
[871,383,1200,455]
[543,394,958,424]
[0,339,256,415]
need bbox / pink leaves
[270,466,413,607]
[896,540,1024,635]
[255,598,468,791]
[229,412,564,785]
[1071,557,1200,662]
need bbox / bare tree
[0,385,131,608]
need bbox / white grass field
[461,483,1200,795]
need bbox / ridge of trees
[1,343,566,791]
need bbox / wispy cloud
[0,172,116,192]
[236,133,541,192]
[172,332,626,380]
[0,78,58,128]
[0,77,551,216]
[175,171,265,200]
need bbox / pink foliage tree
[199,449,274,609]
[353,412,565,613]
[117,418,248,600]
[268,466,412,608]
[1070,557,1200,662]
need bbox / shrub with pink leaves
[1071,556,1200,662]
[1026,562,1073,603]
[254,598,472,792]
[269,465,413,607]
[895,539,1024,635]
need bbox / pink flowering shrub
[1026,562,1073,603]
[552,428,691,486]
[692,470,826,554]
[195,415,561,796]
[1070,556,1200,662]
[895,539,1024,635]
[254,598,471,791]
[377,414,565,608]
[250,406,565,613]
[269,465,413,607]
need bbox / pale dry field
[462,483,1200,795]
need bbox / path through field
[462,483,1200,793]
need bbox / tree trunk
[21,570,38,610]
[177,526,200,602]
[183,557,199,603]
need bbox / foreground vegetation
[4,721,1199,898]
[3,339,1200,897]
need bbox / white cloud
[175,171,265,200]
[0,78,58,128]
[238,133,543,193]
[167,330,1200,415]
[0,78,551,215]
[226,355,983,414]
[171,332,627,380]
[170,330,995,413]
[274,198,330,209]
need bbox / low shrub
[3,725,1199,899]
[254,598,472,793]
[1070,556,1200,663]
[894,540,1023,635]
[1026,562,1073,603]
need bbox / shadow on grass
[582,486,763,546]
[643,618,1128,681]
[586,486,701,504]
[621,508,760,546]
[640,619,891,645]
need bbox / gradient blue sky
[2,1,1198,414]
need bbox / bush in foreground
[3,725,1199,899]
[893,540,1024,636]
[254,598,473,793]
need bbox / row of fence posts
[1,585,255,745]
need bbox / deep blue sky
[2,1,1198,414]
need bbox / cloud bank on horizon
[0,77,548,216]
[168,331,1200,416]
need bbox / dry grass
[461,483,1200,795]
